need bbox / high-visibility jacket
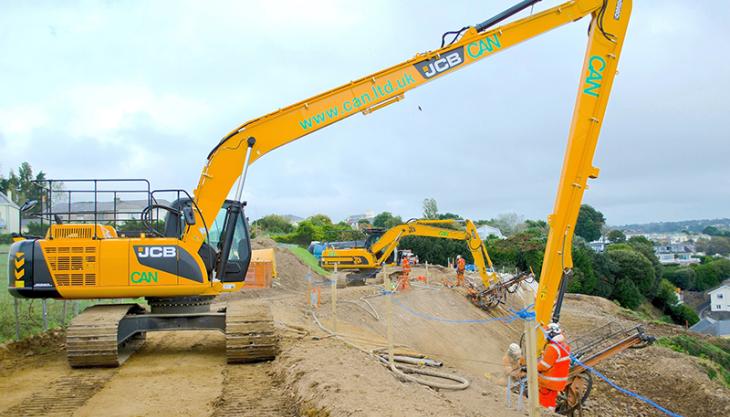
[456,258,466,272]
[401,258,411,272]
[537,339,571,391]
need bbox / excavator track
[213,363,294,417]
[66,304,146,368]
[225,303,279,363]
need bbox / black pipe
[216,202,242,280]
[475,0,542,32]
[551,269,572,323]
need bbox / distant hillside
[617,218,730,234]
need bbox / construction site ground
[1,240,728,417]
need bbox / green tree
[606,249,656,297]
[607,229,626,243]
[307,214,333,228]
[664,267,696,289]
[357,218,372,230]
[568,243,599,294]
[524,220,548,237]
[575,205,605,242]
[252,214,294,234]
[487,213,525,237]
[627,235,663,281]
[400,236,471,266]
[707,237,730,256]
[0,162,47,215]
[487,232,546,276]
[654,278,679,308]
[372,212,403,229]
[422,198,438,219]
[612,278,643,309]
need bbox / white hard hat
[508,343,521,358]
[547,322,562,338]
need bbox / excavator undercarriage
[66,298,278,367]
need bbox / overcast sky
[1,0,728,225]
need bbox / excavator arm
[185,0,632,337]
[185,0,624,252]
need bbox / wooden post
[331,263,338,334]
[386,277,394,369]
[524,318,540,416]
[306,267,312,307]
[383,264,390,292]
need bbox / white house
[344,211,375,229]
[0,191,20,234]
[477,225,504,239]
[588,236,611,253]
[709,283,730,313]
[654,242,701,266]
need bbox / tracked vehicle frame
[67,298,278,367]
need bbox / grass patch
[285,245,330,276]
[1,244,144,343]
[657,334,730,387]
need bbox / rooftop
[0,191,19,209]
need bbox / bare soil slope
[1,247,728,417]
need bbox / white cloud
[0,0,728,225]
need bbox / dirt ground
[1,245,728,417]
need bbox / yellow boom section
[187,0,607,246]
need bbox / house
[0,191,20,234]
[708,282,730,313]
[588,236,611,253]
[477,225,504,239]
[690,317,730,338]
[344,211,375,229]
[654,242,701,266]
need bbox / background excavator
[7,0,632,370]
[320,218,498,287]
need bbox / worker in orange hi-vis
[537,323,571,411]
[455,255,466,287]
[399,256,411,291]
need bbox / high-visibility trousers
[539,387,558,409]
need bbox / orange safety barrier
[245,261,274,288]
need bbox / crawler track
[2,371,116,416]
[213,363,294,417]
[225,303,279,363]
[66,304,146,368]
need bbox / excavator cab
[164,198,252,283]
[362,227,386,249]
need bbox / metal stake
[331,263,338,333]
[61,301,67,327]
[42,299,48,331]
[14,298,21,340]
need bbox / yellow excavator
[320,219,498,287]
[8,0,632,367]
